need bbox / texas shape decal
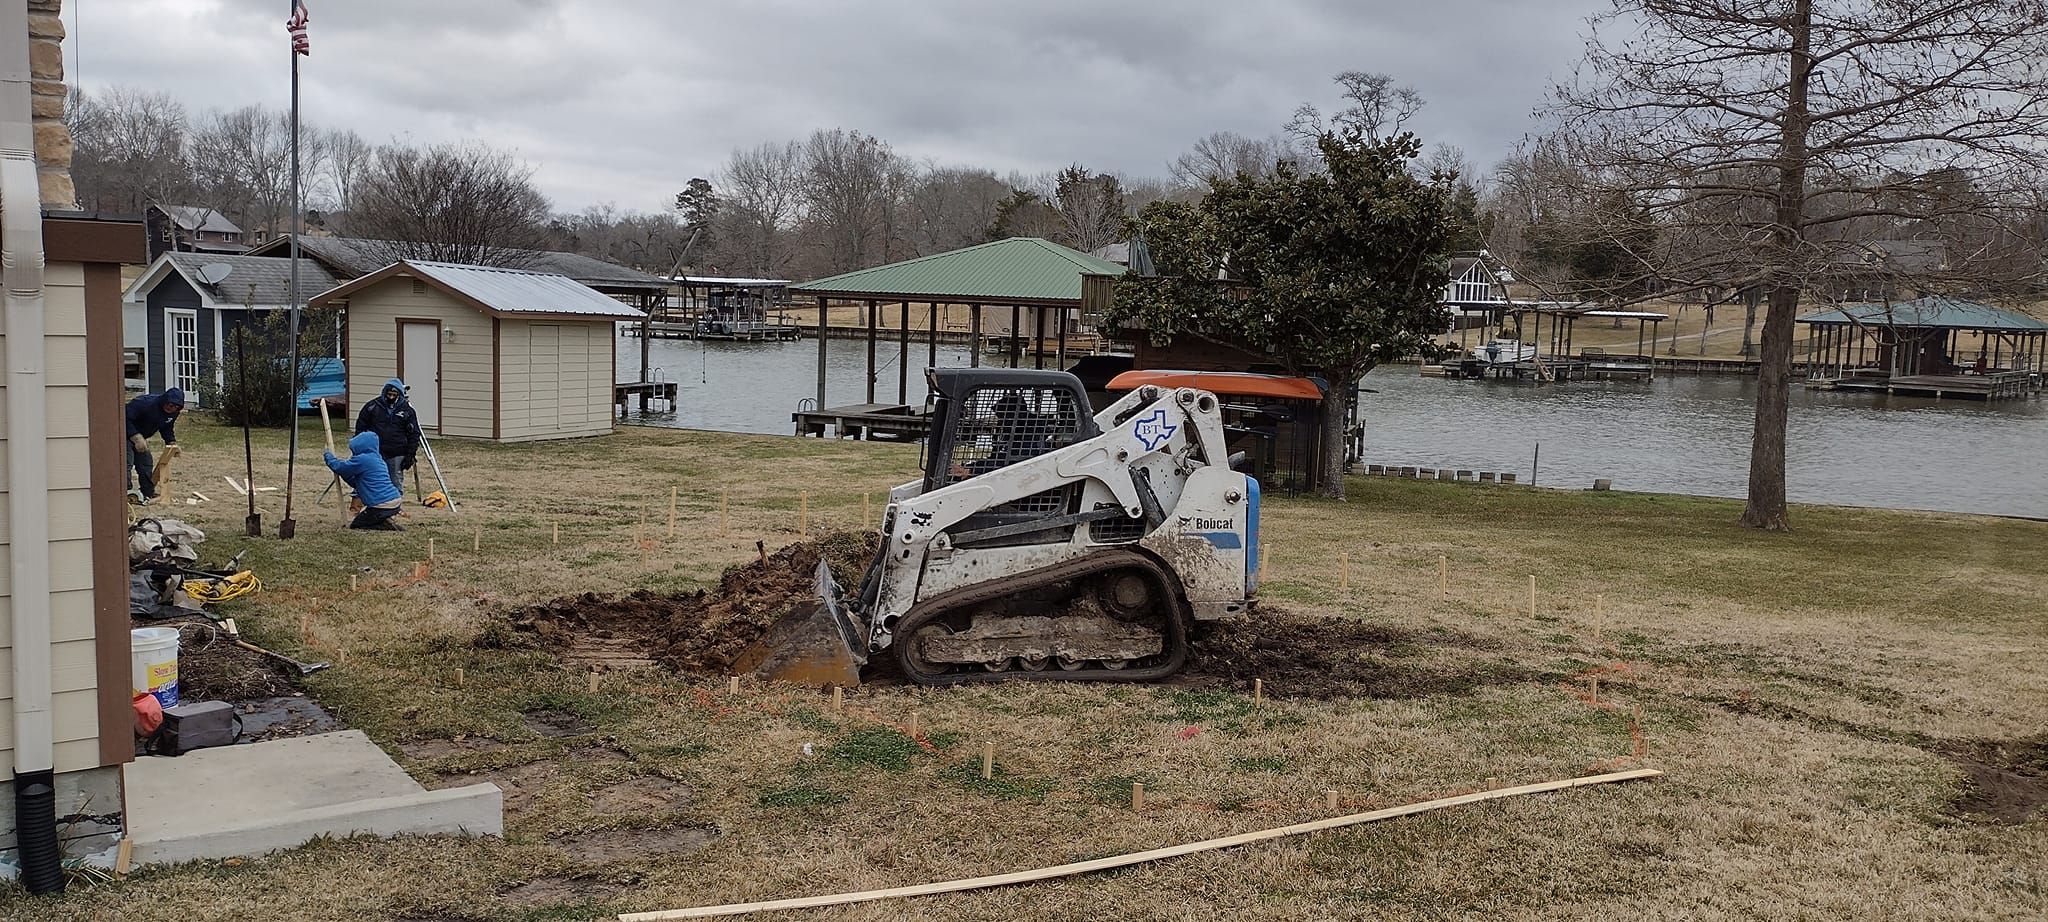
[1132,408,1177,451]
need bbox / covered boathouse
[1799,297,2046,400]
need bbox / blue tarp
[297,358,346,410]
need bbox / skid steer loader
[739,367,1259,687]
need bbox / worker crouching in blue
[325,431,404,530]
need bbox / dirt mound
[1186,614,1526,700]
[135,620,301,701]
[507,533,879,674]
[1945,736,2048,824]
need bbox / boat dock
[623,319,801,341]
[1812,370,2037,401]
[613,381,678,416]
[791,402,931,441]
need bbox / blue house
[121,252,340,405]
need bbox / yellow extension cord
[183,570,262,604]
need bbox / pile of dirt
[134,620,300,701]
[1185,614,1529,700]
[506,533,879,674]
[1944,736,2048,824]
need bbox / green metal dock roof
[793,237,1126,305]
[1800,297,2048,331]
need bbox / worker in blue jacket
[325,431,405,530]
[124,387,185,505]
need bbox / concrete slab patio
[124,730,501,867]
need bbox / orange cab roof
[1106,370,1324,401]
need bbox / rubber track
[890,549,1190,686]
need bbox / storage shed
[310,260,646,442]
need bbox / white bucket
[131,627,181,709]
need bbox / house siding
[146,272,202,396]
[0,261,107,775]
[341,282,495,439]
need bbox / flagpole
[279,0,305,538]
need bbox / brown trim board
[86,262,136,768]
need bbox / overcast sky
[71,0,1606,211]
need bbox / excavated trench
[501,532,1517,700]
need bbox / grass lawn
[6,415,2044,920]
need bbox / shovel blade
[732,560,867,688]
[245,514,262,538]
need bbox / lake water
[617,333,2048,519]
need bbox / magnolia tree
[1110,132,1457,499]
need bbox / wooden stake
[1338,552,1350,590]
[1438,554,1448,599]
[799,491,809,537]
[1131,782,1145,811]
[981,741,994,780]
[338,648,348,666]
[831,686,843,711]
[907,712,920,738]
[668,486,679,538]
[455,666,466,687]
[473,524,481,552]
[429,537,436,562]
[1590,673,1599,703]
[1325,790,1340,811]
[615,769,1666,921]
[728,675,741,694]
[1594,593,1606,640]
[300,613,310,643]
[1253,678,1264,705]
[349,573,357,592]
[588,669,600,694]
[115,836,133,877]
[1528,574,1537,617]
[721,488,730,536]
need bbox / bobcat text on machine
[743,367,1260,687]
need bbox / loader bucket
[731,560,868,688]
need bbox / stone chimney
[27,0,75,209]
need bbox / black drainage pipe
[12,769,64,894]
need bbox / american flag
[287,0,310,56]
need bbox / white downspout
[2,0,55,781]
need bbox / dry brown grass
[7,418,2043,921]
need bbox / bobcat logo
[1131,408,1176,451]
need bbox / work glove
[401,454,416,471]
[129,434,148,452]
[164,443,179,451]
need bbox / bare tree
[802,129,901,275]
[67,86,196,213]
[1169,131,1296,188]
[904,165,1009,255]
[190,105,304,239]
[1049,164,1128,252]
[1289,71,1425,147]
[320,128,373,215]
[1549,0,2048,530]
[345,143,553,268]
[711,140,806,277]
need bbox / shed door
[400,321,441,429]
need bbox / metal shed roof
[157,205,243,234]
[309,260,646,320]
[793,237,1125,305]
[1798,297,2048,331]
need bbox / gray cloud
[75,0,1601,209]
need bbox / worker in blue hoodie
[355,378,423,491]
[325,431,405,530]
[124,387,185,505]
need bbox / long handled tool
[236,327,261,536]
[316,398,347,522]
[417,430,458,511]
